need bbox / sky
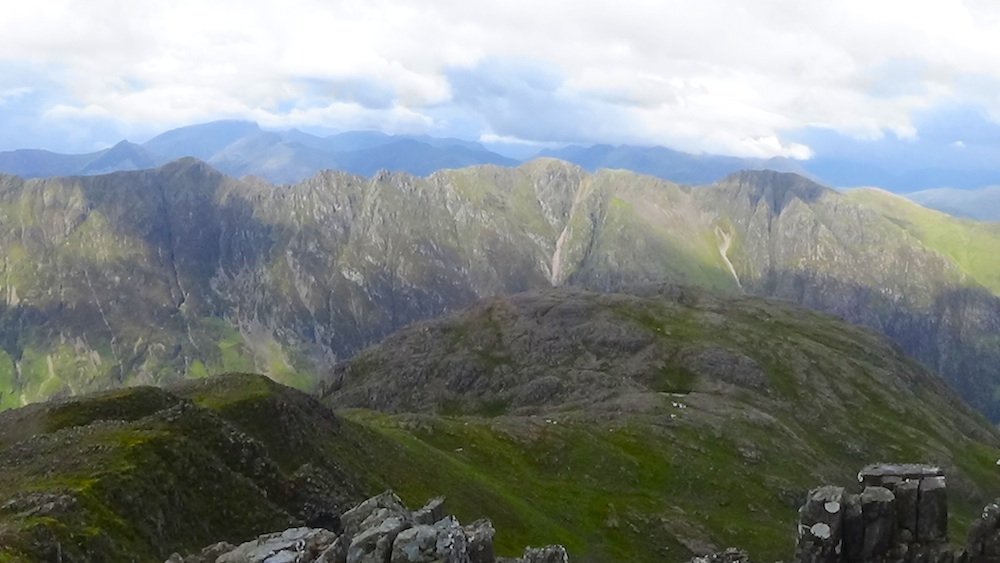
[3,0,1000,186]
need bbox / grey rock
[842,493,864,563]
[464,519,496,563]
[965,501,1000,557]
[918,476,948,543]
[167,491,560,563]
[341,490,410,538]
[520,546,569,563]
[389,517,469,563]
[860,486,895,561]
[679,347,767,390]
[216,528,338,563]
[895,478,920,543]
[858,464,943,488]
[318,535,349,563]
[795,486,844,563]
[413,497,447,526]
[348,515,411,563]
[688,548,752,563]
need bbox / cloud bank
[3,0,1000,158]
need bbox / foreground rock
[789,463,1000,563]
[167,491,567,563]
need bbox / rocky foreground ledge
[691,463,1000,563]
[166,491,567,563]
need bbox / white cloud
[4,0,1000,156]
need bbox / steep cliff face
[692,171,1000,417]
[0,161,997,419]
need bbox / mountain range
[0,121,517,185]
[903,186,1000,221]
[0,159,998,423]
[2,121,999,222]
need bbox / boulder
[860,486,895,561]
[215,528,338,563]
[513,546,569,563]
[918,476,948,543]
[348,515,411,563]
[966,500,1000,557]
[164,491,561,563]
[413,497,447,526]
[464,519,496,563]
[389,517,469,563]
[319,536,349,563]
[858,464,943,489]
[341,490,410,537]
[795,486,844,563]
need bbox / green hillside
[0,162,998,422]
[324,286,1000,562]
[3,289,1000,562]
[846,187,1000,295]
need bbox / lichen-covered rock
[413,497,447,526]
[464,519,496,563]
[166,490,557,563]
[966,500,1000,558]
[341,490,410,538]
[796,486,845,563]
[389,517,469,563]
[348,515,411,563]
[215,528,338,563]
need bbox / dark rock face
[860,486,896,560]
[794,464,954,563]
[843,494,864,563]
[918,477,948,543]
[895,479,920,544]
[168,491,568,563]
[964,501,1000,562]
[796,486,845,563]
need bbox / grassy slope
[3,285,1000,561]
[323,288,1000,562]
[846,188,1000,295]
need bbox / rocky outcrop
[791,464,1000,563]
[796,464,950,563]
[166,491,567,563]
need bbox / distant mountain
[0,141,158,178]
[802,157,1000,192]
[538,143,808,184]
[903,186,1000,221]
[0,120,517,183]
[143,120,265,161]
